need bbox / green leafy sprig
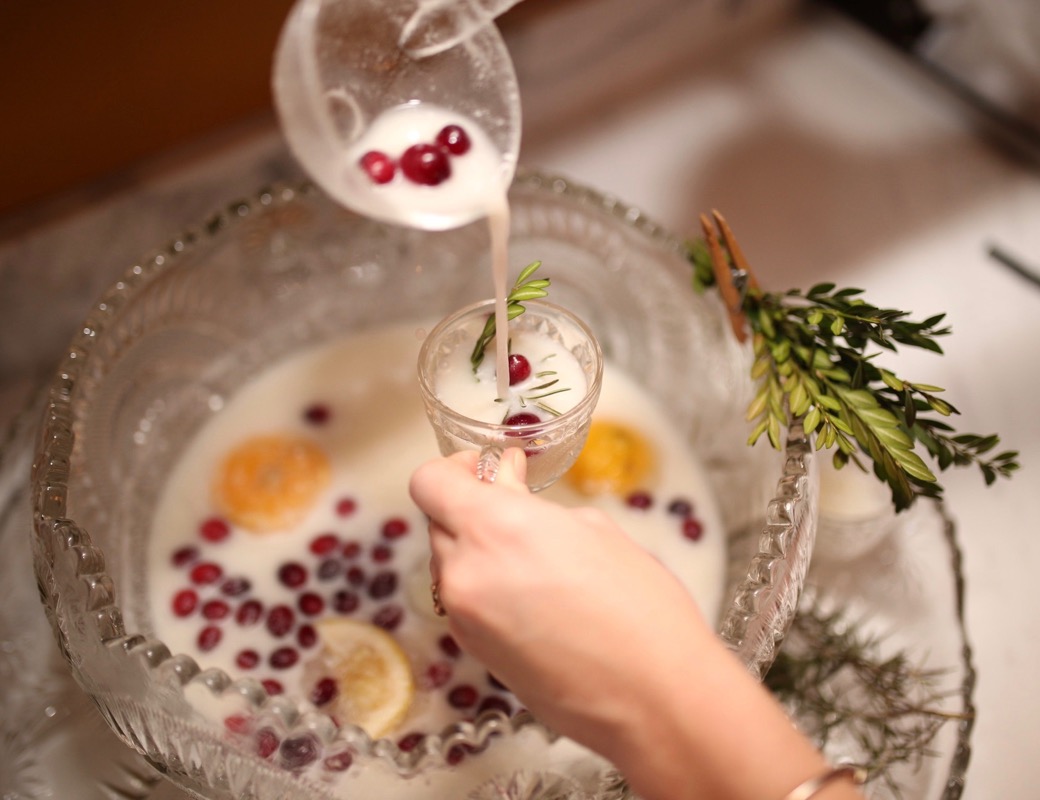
[470,260,550,371]
[688,225,1019,511]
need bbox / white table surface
[1,6,1036,799]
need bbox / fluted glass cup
[417,298,603,491]
[31,172,818,800]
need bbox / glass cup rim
[416,297,604,436]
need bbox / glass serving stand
[18,172,955,799]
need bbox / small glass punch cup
[417,299,603,492]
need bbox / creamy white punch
[147,323,725,783]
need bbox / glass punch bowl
[31,171,818,799]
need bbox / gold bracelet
[781,765,868,800]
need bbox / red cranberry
[199,517,230,543]
[197,625,222,652]
[303,403,331,426]
[310,677,338,706]
[503,412,541,427]
[342,540,362,559]
[221,577,251,597]
[317,559,342,581]
[448,685,479,709]
[323,750,353,772]
[332,590,360,614]
[439,634,462,659]
[298,592,325,616]
[478,695,513,715]
[446,746,466,765]
[436,124,471,155]
[236,599,264,626]
[368,570,398,599]
[202,598,230,620]
[423,661,453,689]
[280,734,320,770]
[261,679,284,696]
[171,545,199,567]
[359,150,396,184]
[277,562,308,589]
[266,605,295,637]
[372,604,404,631]
[508,353,532,385]
[625,490,653,510]
[270,646,299,669]
[336,498,358,517]
[256,727,280,758]
[297,623,318,648]
[309,533,340,556]
[224,714,252,734]
[381,517,410,539]
[682,518,704,541]
[371,543,393,563]
[400,143,451,186]
[667,498,694,517]
[236,649,260,669]
[190,562,223,585]
[172,588,198,617]
[346,566,366,587]
[397,732,424,752]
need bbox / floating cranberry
[667,498,694,517]
[221,576,251,597]
[336,498,358,517]
[682,518,704,542]
[436,124,471,155]
[342,540,362,559]
[280,734,320,770]
[224,714,252,734]
[371,543,393,563]
[310,677,338,706]
[303,403,331,426]
[310,532,340,556]
[172,588,198,617]
[368,570,398,599]
[199,517,230,543]
[261,679,284,696]
[298,592,325,616]
[197,625,222,652]
[359,150,396,184]
[317,559,342,581]
[171,545,199,567]
[277,562,308,589]
[446,746,466,765]
[270,646,299,669]
[236,649,260,670]
[397,732,424,752]
[381,517,409,540]
[346,566,366,587]
[372,604,404,631]
[439,634,462,659]
[508,353,532,385]
[266,605,295,637]
[448,684,479,709]
[323,750,354,772]
[236,599,264,626]
[400,143,451,186]
[256,727,280,759]
[202,598,230,620]
[625,490,653,510]
[503,412,541,427]
[423,661,453,689]
[330,591,358,615]
[190,562,223,585]
[298,623,318,649]
[478,695,513,716]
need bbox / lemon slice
[214,434,331,533]
[316,619,415,739]
[564,419,655,496]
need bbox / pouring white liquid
[346,102,514,397]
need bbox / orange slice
[316,619,415,738]
[564,419,655,496]
[214,434,330,533]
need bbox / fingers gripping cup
[418,300,603,491]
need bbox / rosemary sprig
[470,261,550,371]
[688,222,1020,511]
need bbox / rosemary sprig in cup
[690,211,1019,511]
[470,260,550,371]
